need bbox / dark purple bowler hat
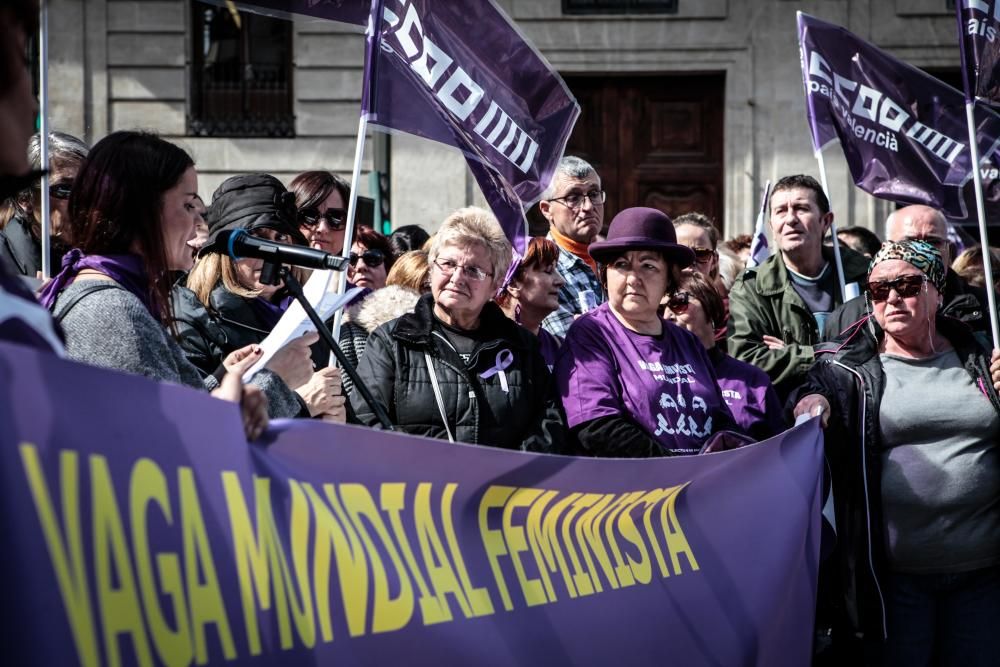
[589,207,695,268]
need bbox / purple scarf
[247,295,287,330]
[38,249,156,318]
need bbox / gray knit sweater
[52,280,302,418]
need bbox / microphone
[223,229,349,271]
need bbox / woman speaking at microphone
[39,131,270,439]
[172,174,345,421]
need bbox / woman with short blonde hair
[351,206,563,451]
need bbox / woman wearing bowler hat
[555,207,740,457]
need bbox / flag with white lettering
[798,12,1000,221]
[362,0,580,257]
[958,0,1000,104]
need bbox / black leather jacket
[171,279,278,376]
[350,294,565,451]
[794,315,1000,639]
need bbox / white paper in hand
[242,269,362,382]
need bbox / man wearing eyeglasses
[824,204,990,341]
[538,156,607,338]
[728,174,869,399]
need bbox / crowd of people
[0,1,997,664]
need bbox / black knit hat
[200,174,306,255]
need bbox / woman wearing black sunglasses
[0,130,88,277]
[793,240,1000,664]
[338,225,407,396]
[664,272,784,440]
[289,170,350,256]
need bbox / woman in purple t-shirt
[555,207,741,457]
[497,237,565,369]
[664,272,784,440]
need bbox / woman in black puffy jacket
[349,207,565,452]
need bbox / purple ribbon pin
[480,349,514,392]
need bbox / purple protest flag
[956,3,1000,348]
[746,180,771,269]
[363,0,580,259]
[958,0,1000,104]
[798,12,1000,223]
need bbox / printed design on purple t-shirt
[635,359,716,439]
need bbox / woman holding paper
[39,131,273,439]
[793,240,1000,664]
[173,174,345,421]
[350,206,564,451]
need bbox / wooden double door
[531,73,725,236]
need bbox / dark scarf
[38,249,157,319]
[247,295,287,330]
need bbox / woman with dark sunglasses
[663,272,783,440]
[793,240,1000,664]
[347,226,394,290]
[0,131,88,277]
[338,226,410,396]
[289,170,350,255]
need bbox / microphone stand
[261,260,395,431]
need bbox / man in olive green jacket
[728,175,869,399]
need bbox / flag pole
[39,0,51,280]
[963,101,1000,349]
[814,149,849,300]
[328,114,369,365]
[329,0,384,365]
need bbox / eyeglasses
[690,247,716,263]
[547,190,606,210]
[349,248,385,268]
[868,275,926,302]
[50,181,73,200]
[433,258,493,282]
[299,207,346,230]
[666,291,691,314]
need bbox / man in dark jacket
[825,204,991,341]
[728,174,869,399]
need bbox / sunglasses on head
[691,247,715,263]
[50,181,73,200]
[666,291,691,313]
[868,275,926,302]
[349,248,384,268]
[299,207,346,230]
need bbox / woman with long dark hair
[38,131,274,438]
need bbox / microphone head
[197,228,246,259]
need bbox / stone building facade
[44,0,962,238]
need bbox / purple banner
[0,341,822,665]
[958,0,1000,103]
[363,0,580,257]
[799,12,1000,221]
